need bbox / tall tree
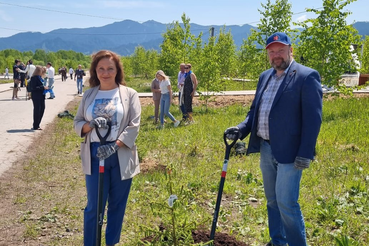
[159,13,200,77]
[238,0,294,79]
[215,27,237,77]
[196,29,221,108]
[297,0,360,88]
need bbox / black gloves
[294,156,311,170]
[97,142,120,160]
[224,126,242,140]
[89,117,108,129]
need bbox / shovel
[209,133,237,243]
[95,122,112,246]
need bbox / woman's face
[96,57,117,85]
[156,74,164,81]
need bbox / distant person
[75,64,86,96]
[182,63,198,125]
[19,60,36,99]
[74,50,141,246]
[29,66,48,130]
[60,66,67,81]
[45,62,55,99]
[12,59,21,100]
[224,32,323,246]
[151,73,161,124]
[4,67,9,79]
[177,63,187,121]
[18,62,26,87]
[69,67,74,80]
[156,70,180,129]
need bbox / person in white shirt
[46,62,55,99]
[4,67,9,79]
[69,67,74,80]
[18,60,36,99]
[156,70,180,129]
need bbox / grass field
[0,94,368,245]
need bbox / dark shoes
[47,97,55,99]
[265,242,287,246]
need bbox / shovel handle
[95,121,112,145]
[223,133,237,160]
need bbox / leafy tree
[359,36,369,74]
[238,0,294,80]
[196,30,221,109]
[159,13,201,77]
[215,27,237,77]
[131,46,147,77]
[238,31,265,80]
[297,0,361,88]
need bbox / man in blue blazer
[225,32,322,246]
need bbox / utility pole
[211,27,215,37]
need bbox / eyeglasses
[184,67,189,69]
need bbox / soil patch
[139,95,255,107]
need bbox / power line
[0,1,324,37]
[0,2,123,21]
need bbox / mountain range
[0,20,368,56]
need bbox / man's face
[180,65,185,73]
[267,43,292,71]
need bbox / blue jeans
[84,142,132,246]
[159,93,176,125]
[77,78,83,94]
[47,78,55,98]
[260,140,307,246]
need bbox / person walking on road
[75,64,86,96]
[45,62,55,99]
[29,66,49,130]
[151,73,161,124]
[4,67,9,79]
[224,32,323,246]
[18,60,36,100]
[156,70,180,129]
[69,67,74,80]
[74,50,141,246]
[12,59,21,100]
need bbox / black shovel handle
[95,120,111,246]
[209,134,237,242]
[95,121,112,145]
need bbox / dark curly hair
[89,50,126,87]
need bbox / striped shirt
[257,61,293,140]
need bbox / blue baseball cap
[265,32,291,49]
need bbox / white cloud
[101,1,165,9]
[296,14,307,23]
[0,10,13,22]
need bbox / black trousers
[32,98,45,129]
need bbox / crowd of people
[150,62,198,128]
[8,59,87,131]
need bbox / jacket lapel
[271,61,297,108]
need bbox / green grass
[0,78,13,84]
[2,96,368,245]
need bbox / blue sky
[0,0,366,38]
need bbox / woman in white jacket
[74,50,141,246]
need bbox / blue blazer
[237,61,323,163]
